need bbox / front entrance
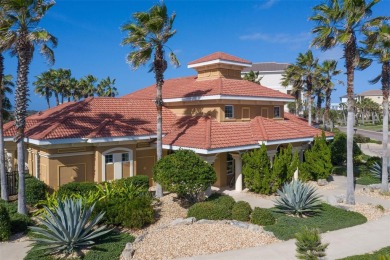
[102,148,133,182]
[227,153,235,188]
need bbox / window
[242,107,250,119]
[225,105,234,118]
[122,153,129,162]
[227,154,235,175]
[274,106,281,118]
[105,154,113,164]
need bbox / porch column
[231,153,242,192]
[4,149,15,172]
[200,154,217,196]
[34,152,40,179]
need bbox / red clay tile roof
[123,76,294,100]
[163,113,332,150]
[3,98,177,140]
[188,52,251,65]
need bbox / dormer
[188,52,252,81]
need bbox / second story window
[225,105,234,119]
[274,106,281,118]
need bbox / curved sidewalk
[179,214,390,260]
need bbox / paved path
[338,126,389,141]
[0,239,31,260]
[180,214,390,260]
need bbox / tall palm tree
[310,0,378,205]
[121,2,179,198]
[320,60,342,129]
[0,74,13,201]
[363,18,390,192]
[281,65,304,116]
[68,77,80,101]
[3,0,57,214]
[243,70,262,85]
[33,70,54,109]
[313,77,324,124]
[54,68,71,104]
[79,74,97,98]
[97,76,118,97]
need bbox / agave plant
[370,162,390,182]
[274,180,322,217]
[30,198,111,255]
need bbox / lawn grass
[264,203,367,240]
[24,231,134,260]
[355,173,380,185]
[339,246,390,259]
[356,124,383,132]
[332,165,369,177]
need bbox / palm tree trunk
[15,31,32,215]
[45,87,50,109]
[154,46,165,198]
[316,93,322,124]
[0,54,9,201]
[307,86,312,126]
[345,42,356,205]
[381,62,389,192]
[54,92,59,106]
[325,90,331,130]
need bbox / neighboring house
[358,89,383,105]
[4,52,332,191]
[339,94,358,104]
[331,103,342,111]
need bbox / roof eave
[163,95,294,103]
[188,59,252,68]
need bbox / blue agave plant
[369,162,390,182]
[274,180,322,217]
[30,198,111,255]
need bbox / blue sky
[3,0,389,111]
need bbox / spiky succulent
[30,198,111,255]
[274,180,322,217]
[370,162,390,182]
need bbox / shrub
[295,227,328,260]
[30,198,111,256]
[57,182,98,199]
[274,180,322,217]
[187,201,232,220]
[0,200,31,234]
[206,194,236,210]
[0,204,11,241]
[25,175,48,206]
[153,149,217,204]
[330,132,362,166]
[251,207,275,226]
[96,196,154,229]
[232,201,252,222]
[301,132,332,181]
[353,134,370,143]
[115,175,149,189]
[366,156,382,167]
[242,144,272,194]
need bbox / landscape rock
[230,220,249,229]
[368,184,381,192]
[335,194,345,203]
[196,219,215,224]
[171,217,196,226]
[134,233,148,243]
[120,243,135,260]
[248,224,263,232]
[317,179,328,186]
[327,195,338,205]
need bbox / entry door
[113,153,122,180]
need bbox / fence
[6,171,18,196]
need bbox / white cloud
[239,32,311,44]
[255,0,279,9]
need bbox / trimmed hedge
[113,175,150,190]
[0,204,11,241]
[25,175,48,206]
[251,207,275,226]
[187,201,233,220]
[57,182,98,198]
[206,194,236,210]
[0,200,31,234]
[232,201,252,222]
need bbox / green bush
[115,175,149,189]
[0,200,31,234]
[301,133,332,181]
[232,201,252,222]
[206,194,236,210]
[57,182,98,198]
[0,204,11,241]
[330,132,362,166]
[96,196,154,229]
[187,201,232,220]
[153,149,217,204]
[25,175,48,206]
[295,227,328,260]
[251,207,275,226]
[353,134,370,143]
[366,156,382,167]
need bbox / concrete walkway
[0,239,31,260]
[180,214,390,260]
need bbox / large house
[358,89,383,105]
[3,52,331,191]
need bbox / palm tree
[121,2,179,198]
[3,0,57,214]
[281,65,304,116]
[310,0,378,205]
[33,71,54,109]
[79,75,97,98]
[313,77,324,124]
[363,19,390,192]
[243,70,262,85]
[53,68,71,104]
[0,74,13,201]
[320,60,342,129]
[97,76,118,97]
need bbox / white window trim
[225,105,234,119]
[105,154,114,164]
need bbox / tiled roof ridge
[188,52,251,65]
[35,98,93,140]
[86,118,112,139]
[256,116,268,140]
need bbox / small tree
[242,144,272,194]
[330,132,362,166]
[295,227,329,260]
[153,149,216,204]
[302,133,332,180]
[288,150,300,181]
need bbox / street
[338,126,389,142]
